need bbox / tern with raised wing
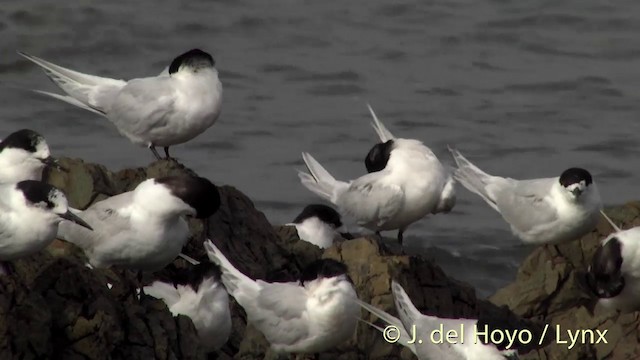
[298,105,455,244]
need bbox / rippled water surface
[2,0,640,297]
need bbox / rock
[202,225,544,359]
[0,158,212,359]
[490,203,640,360]
[6,156,639,359]
[46,157,539,359]
[0,250,205,359]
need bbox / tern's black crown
[16,180,57,209]
[300,258,350,285]
[365,140,394,173]
[169,49,215,74]
[293,204,342,228]
[559,168,593,187]
[156,262,222,292]
[0,129,44,153]
[586,237,625,298]
[155,175,221,218]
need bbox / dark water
[2,0,640,297]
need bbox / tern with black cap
[144,261,232,352]
[0,180,92,271]
[585,214,640,313]
[287,204,345,249]
[19,48,222,159]
[204,239,359,355]
[449,147,602,246]
[0,129,66,183]
[357,281,516,359]
[298,104,455,245]
[56,175,220,271]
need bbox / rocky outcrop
[0,158,208,360]
[0,243,206,359]
[1,157,638,359]
[490,204,640,360]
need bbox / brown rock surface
[0,248,205,360]
[490,203,640,360]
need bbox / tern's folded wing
[57,192,134,249]
[106,77,177,137]
[251,281,310,347]
[336,173,404,228]
[492,178,558,233]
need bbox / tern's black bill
[41,157,69,173]
[60,210,93,230]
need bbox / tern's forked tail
[390,281,423,333]
[448,147,499,211]
[18,51,125,115]
[203,239,259,305]
[297,152,344,204]
[355,298,417,355]
[366,104,395,143]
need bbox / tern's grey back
[57,191,135,249]
[337,172,404,228]
[107,77,178,144]
[492,177,559,233]
[252,281,309,347]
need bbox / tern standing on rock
[0,129,65,184]
[449,147,602,248]
[298,105,456,245]
[56,175,220,272]
[19,48,223,160]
